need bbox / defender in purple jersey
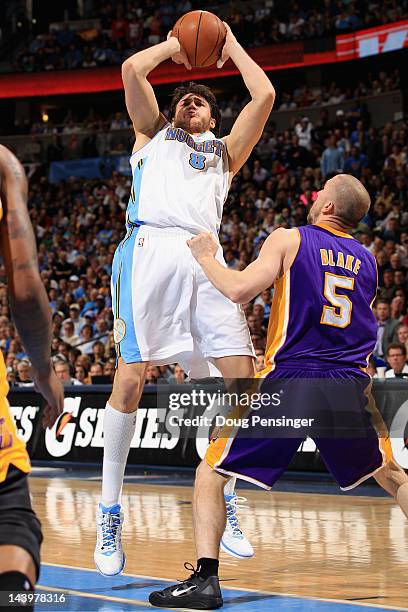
[149,174,408,610]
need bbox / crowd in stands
[1,77,407,385]
[13,0,407,73]
[277,70,400,112]
[6,66,401,162]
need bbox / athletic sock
[197,558,219,579]
[101,402,137,507]
[223,476,236,497]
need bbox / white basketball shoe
[94,503,126,576]
[221,493,254,559]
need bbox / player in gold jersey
[0,145,64,602]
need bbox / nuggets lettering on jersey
[127,124,229,235]
[164,127,225,157]
[264,223,378,371]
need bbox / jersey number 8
[189,153,206,170]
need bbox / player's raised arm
[122,37,191,143]
[220,24,275,177]
[187,228,299,303]
[0,145,63,427]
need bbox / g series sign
[10,389,193,467]
[8,383,408,470]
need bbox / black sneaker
[149,562,223,609]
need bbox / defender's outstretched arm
[187,228,299,304]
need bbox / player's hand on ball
[187,233,218,261]
[167,31,192,70]
[217,22,237,69]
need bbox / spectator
[74,364,88,384]
[344,145,368,178]
[89,362,104,381]
[16,360,33,387]
[390,296,404,324]
[396,324,408,345]
[385,343,408,377]
[78,324,95,354]
[295,117,313,150]
[61,319,81,346]
[321,136,344,178]
[54,359,83,385]
[378,270,395,302]
[254,289,272,320]
[145,365,161,385]
[373,300,399,359]
[91,340,106,363]
[255,354,265,372]
[168,364,186,384]
[103,359,116,382]
[69,304,85,334]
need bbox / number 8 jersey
[127,124,229,234]
[264,223,378,371]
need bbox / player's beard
[174,115,210,135]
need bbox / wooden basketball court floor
[28,468,408,611]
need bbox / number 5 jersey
[263,223,378,372]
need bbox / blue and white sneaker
[94,503,126,576]
[221,494,254,559]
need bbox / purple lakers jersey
[264,223,378,370]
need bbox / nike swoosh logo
[172,585,198,597]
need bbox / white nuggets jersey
[127,124,229,234]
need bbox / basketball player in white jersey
[94,23,275,576]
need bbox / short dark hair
[375,299,390,307]
[168,82,221,136]
[386,342,407,357]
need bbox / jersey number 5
[320,272,355,329]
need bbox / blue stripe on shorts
[112,226,142,363]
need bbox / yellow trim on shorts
[205,401,251,470]
[260,269,290,377]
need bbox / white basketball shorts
[111,224,254,376]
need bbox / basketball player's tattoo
[11,258,37,272]
[8,211,30,240]
[6,158,24,181]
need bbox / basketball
[172,10,226,68]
